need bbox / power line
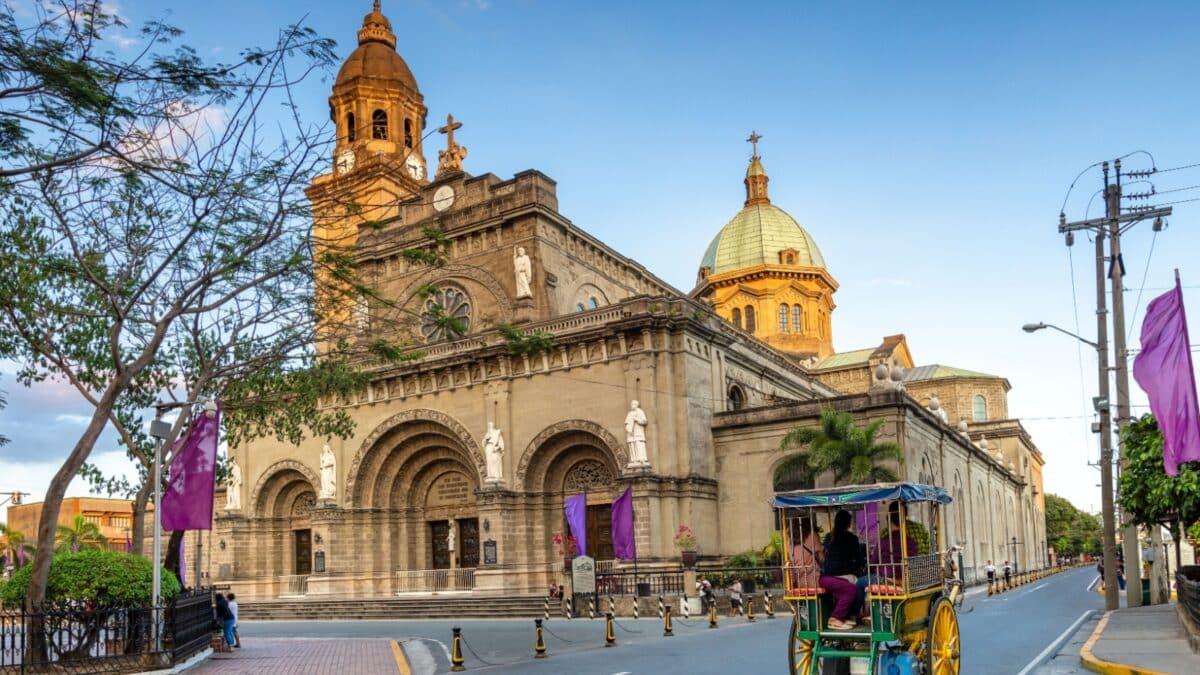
[1066,245,1095,463]
[1155,161,1200,174]
[1126,228,1158,337]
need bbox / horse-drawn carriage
[776,482,961,674]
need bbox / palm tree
[55,515,108,553]
[779,408,905,485]
[0,523,35,567]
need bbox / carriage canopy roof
[772,482,952,507]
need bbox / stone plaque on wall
[483,539,497,565]
[426,472,472,508]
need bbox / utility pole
[1106,160,1143,607]
[1060,159,1172,612]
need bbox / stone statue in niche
[513,246,533,299]
[319,443,337,501]
[224,456,242,511]
[624,400,650,468]
[483,422,505,484]
[447,519,457,552]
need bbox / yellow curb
[391,639,412,675]
[1079,611,1170,675]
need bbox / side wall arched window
[404,119,413,148]
[972,395,988,422]
[731,308,742,329]
[346,112,356,142]
[793,305,802,333]
[778,304,789,332]
[745,305,756,333]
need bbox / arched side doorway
[520,423,624,563]
[251,461,319,579]
[351,416,483,575]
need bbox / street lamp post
[148,407,172,652]
[1024,319,1120,611]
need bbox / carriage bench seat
[792,586,828,595]
[867,584,906,595]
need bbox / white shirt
[228,600,239,625]
[985,564,996,575]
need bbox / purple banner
[611,486,636,560]
[161,406,220,531]
[179,536,186,588]
[1133,277,1200,475]
[564,493,588,557]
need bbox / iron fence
[0,589,214,674]
[1177,565,1200,633]
[594,570,684,596]
[695,566,785,593]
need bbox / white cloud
[866,277,914,288]
[54,413,92,425]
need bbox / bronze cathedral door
[430,521,450,569]
[294,529,312,575]
[458,518,480,568]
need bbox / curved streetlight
[1021,322,1099,349]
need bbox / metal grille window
[372,109,388,139]
[421,287,471,343]
[778,304,789,332]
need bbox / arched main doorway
[251,461,319,579]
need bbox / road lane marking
[391,640,412,675]
[1027,582,1048,592]
[1014,609,1095,675]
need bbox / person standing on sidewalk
[227,593,241,648]
[985,560,996,586]
[727,577,743,617]
[1002,561,1012,589]
[214,593,236,652]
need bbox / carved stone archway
[515,419,628,491]
[346,408,485,508]
[249,459,319,518]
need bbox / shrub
[0,549,180,606]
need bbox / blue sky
[3,0,1200,518]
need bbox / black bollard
[708,602,718,629]
[605,611,616,647]
[450,626,466,672]
[663,605,674,637]
[534,618,547,659]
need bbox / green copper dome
[699,203,826,276]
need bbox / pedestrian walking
[1002,560,1012,588]
[985,560,996,585]
[226,593,241,648]
[696,577,715,613]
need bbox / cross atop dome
[747,131,762,159]
[744,131,769,206]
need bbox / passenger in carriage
[820,509,864,630]
[790,517,822,590]
[856,502,918,611]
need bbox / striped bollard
[608,595,616,616]
[544,596,550,622]
[563,597,573,620]
[632,597,639,620]
[682,593,690,620]
[764,591,775,619]
[657,595,664,619]
[588,597,595,620]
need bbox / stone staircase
[239,594,550,621]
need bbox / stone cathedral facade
[211,3,1045,599]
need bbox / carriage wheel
[926,597,961,675]
[788,614,816,675]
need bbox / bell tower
[308,2,430,352]
[328,1,428,188]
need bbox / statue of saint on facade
[319,443,337,501]
[483,422,505,483]
[513,246,533,299]
[225,456,242,511]
[624,400,650,468]
[447,519,457,552]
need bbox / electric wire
[1153,161,1200,174]
[1126,229,1158,338]
[1065,245,1095,464]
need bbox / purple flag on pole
[161,405,221,531]
[179,536,186,588]
[611,486,636,560]
[18,544,24,567]
[564,493,588,557]
[125,537,132,554]
[1133,276,1200,476]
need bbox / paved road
[235,566,1101,674]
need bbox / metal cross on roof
[746,131,762,157]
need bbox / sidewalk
[1081,604,1197,674]
[187,638,406,674]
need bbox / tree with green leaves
[1118,413,1200,564]
[0,523,35,569]
[54,514,107,553]
[778,408,905,485]
[1043,493,1101,557]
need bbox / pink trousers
[819,575,858,621]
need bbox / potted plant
[674,525,698,568]
[554,532,578,572]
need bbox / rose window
[421,286,471,342]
